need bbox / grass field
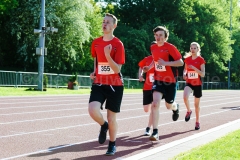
[172,129,240,160]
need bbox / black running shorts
[143,90,153,105]
[89,84,124,113]
[152,80,177,104]
[185,83,202,98]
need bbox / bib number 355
[98,63,114,75]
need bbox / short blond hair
[105,13,118,25]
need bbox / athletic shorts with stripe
[89,84,124,113]
[143,90,153,105]
[185,83,202,98]
[152,80,177,104]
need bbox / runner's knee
[143,104,151,112]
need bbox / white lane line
[1,98,239,124]
[0,103,84,110]
[124,118,240,160]
[0,103,143,116]
[0,99,86,104]
[0,122,96,138]
[125,140,142,143]
[0,114,88,124]
[0,97,139,105]
[0,96,238,116]
[0,99,142,110]
[1,109,237,160]
[41,134,54,136]
[1,100,239,138]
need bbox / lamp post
[34,0,58,91]
[228,0,233,89]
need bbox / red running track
[0,90,240,160]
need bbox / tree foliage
[103,0,239,81]
[0,0,18,14]
[0,0,240,83]
[0,0,102,74]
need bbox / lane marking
[124,118,240,160]
[0,99,143,110]
[125,140,142,143]
[1,100,239,138]
[1,98,240,124]
[0,96,238,116]
[1,110,239,160]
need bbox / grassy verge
[172,129,240,160]
[0,87,142,96]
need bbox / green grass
[0,87,142,96]
[172,129,240,160]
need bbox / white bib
[98,62,114,75]
[188,71,198,79]
[149,73,154,82]
[154,61,166,72]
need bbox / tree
[101,0,235,81]
[43,0,103,73]
[0,0,18,14]
[0,0,102,74]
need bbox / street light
[34,0,58,91]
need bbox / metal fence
[0,70,240,90]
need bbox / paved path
[0,90,240,160]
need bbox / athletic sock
[109,141,115,146]
[171,102,177,111]
[153,128,158,133]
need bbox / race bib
[188,71,198,79]
[98,62,114,75]
[149,73,154,82]
[155,61,166,72]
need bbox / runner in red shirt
[143,26,184,141]
[88,13,125,156]
[183,42,206,130]
[138,41,156,136]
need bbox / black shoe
[98,122,108,144]
[185,110,192,122]
[195,122,200,130]
[149,130,159,141]
[144,127,150,136]
[105,144,116,156]
[172,103,179,121]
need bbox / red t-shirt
[151,42,182,83]
[184,56,206,86]
[91,36,125,85]
[138,55,154,90]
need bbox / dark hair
[153,26,169,40]
[105,13,118,25]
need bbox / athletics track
[0,90,240,160]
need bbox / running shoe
[144,127,151,136]
[149,130,159,141]
[172,103,179,121]
[98,122,108,144]
[195,122,200,130]
[185,110,192,122]
[105,144,116,156]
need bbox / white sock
[171,102,177,111]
